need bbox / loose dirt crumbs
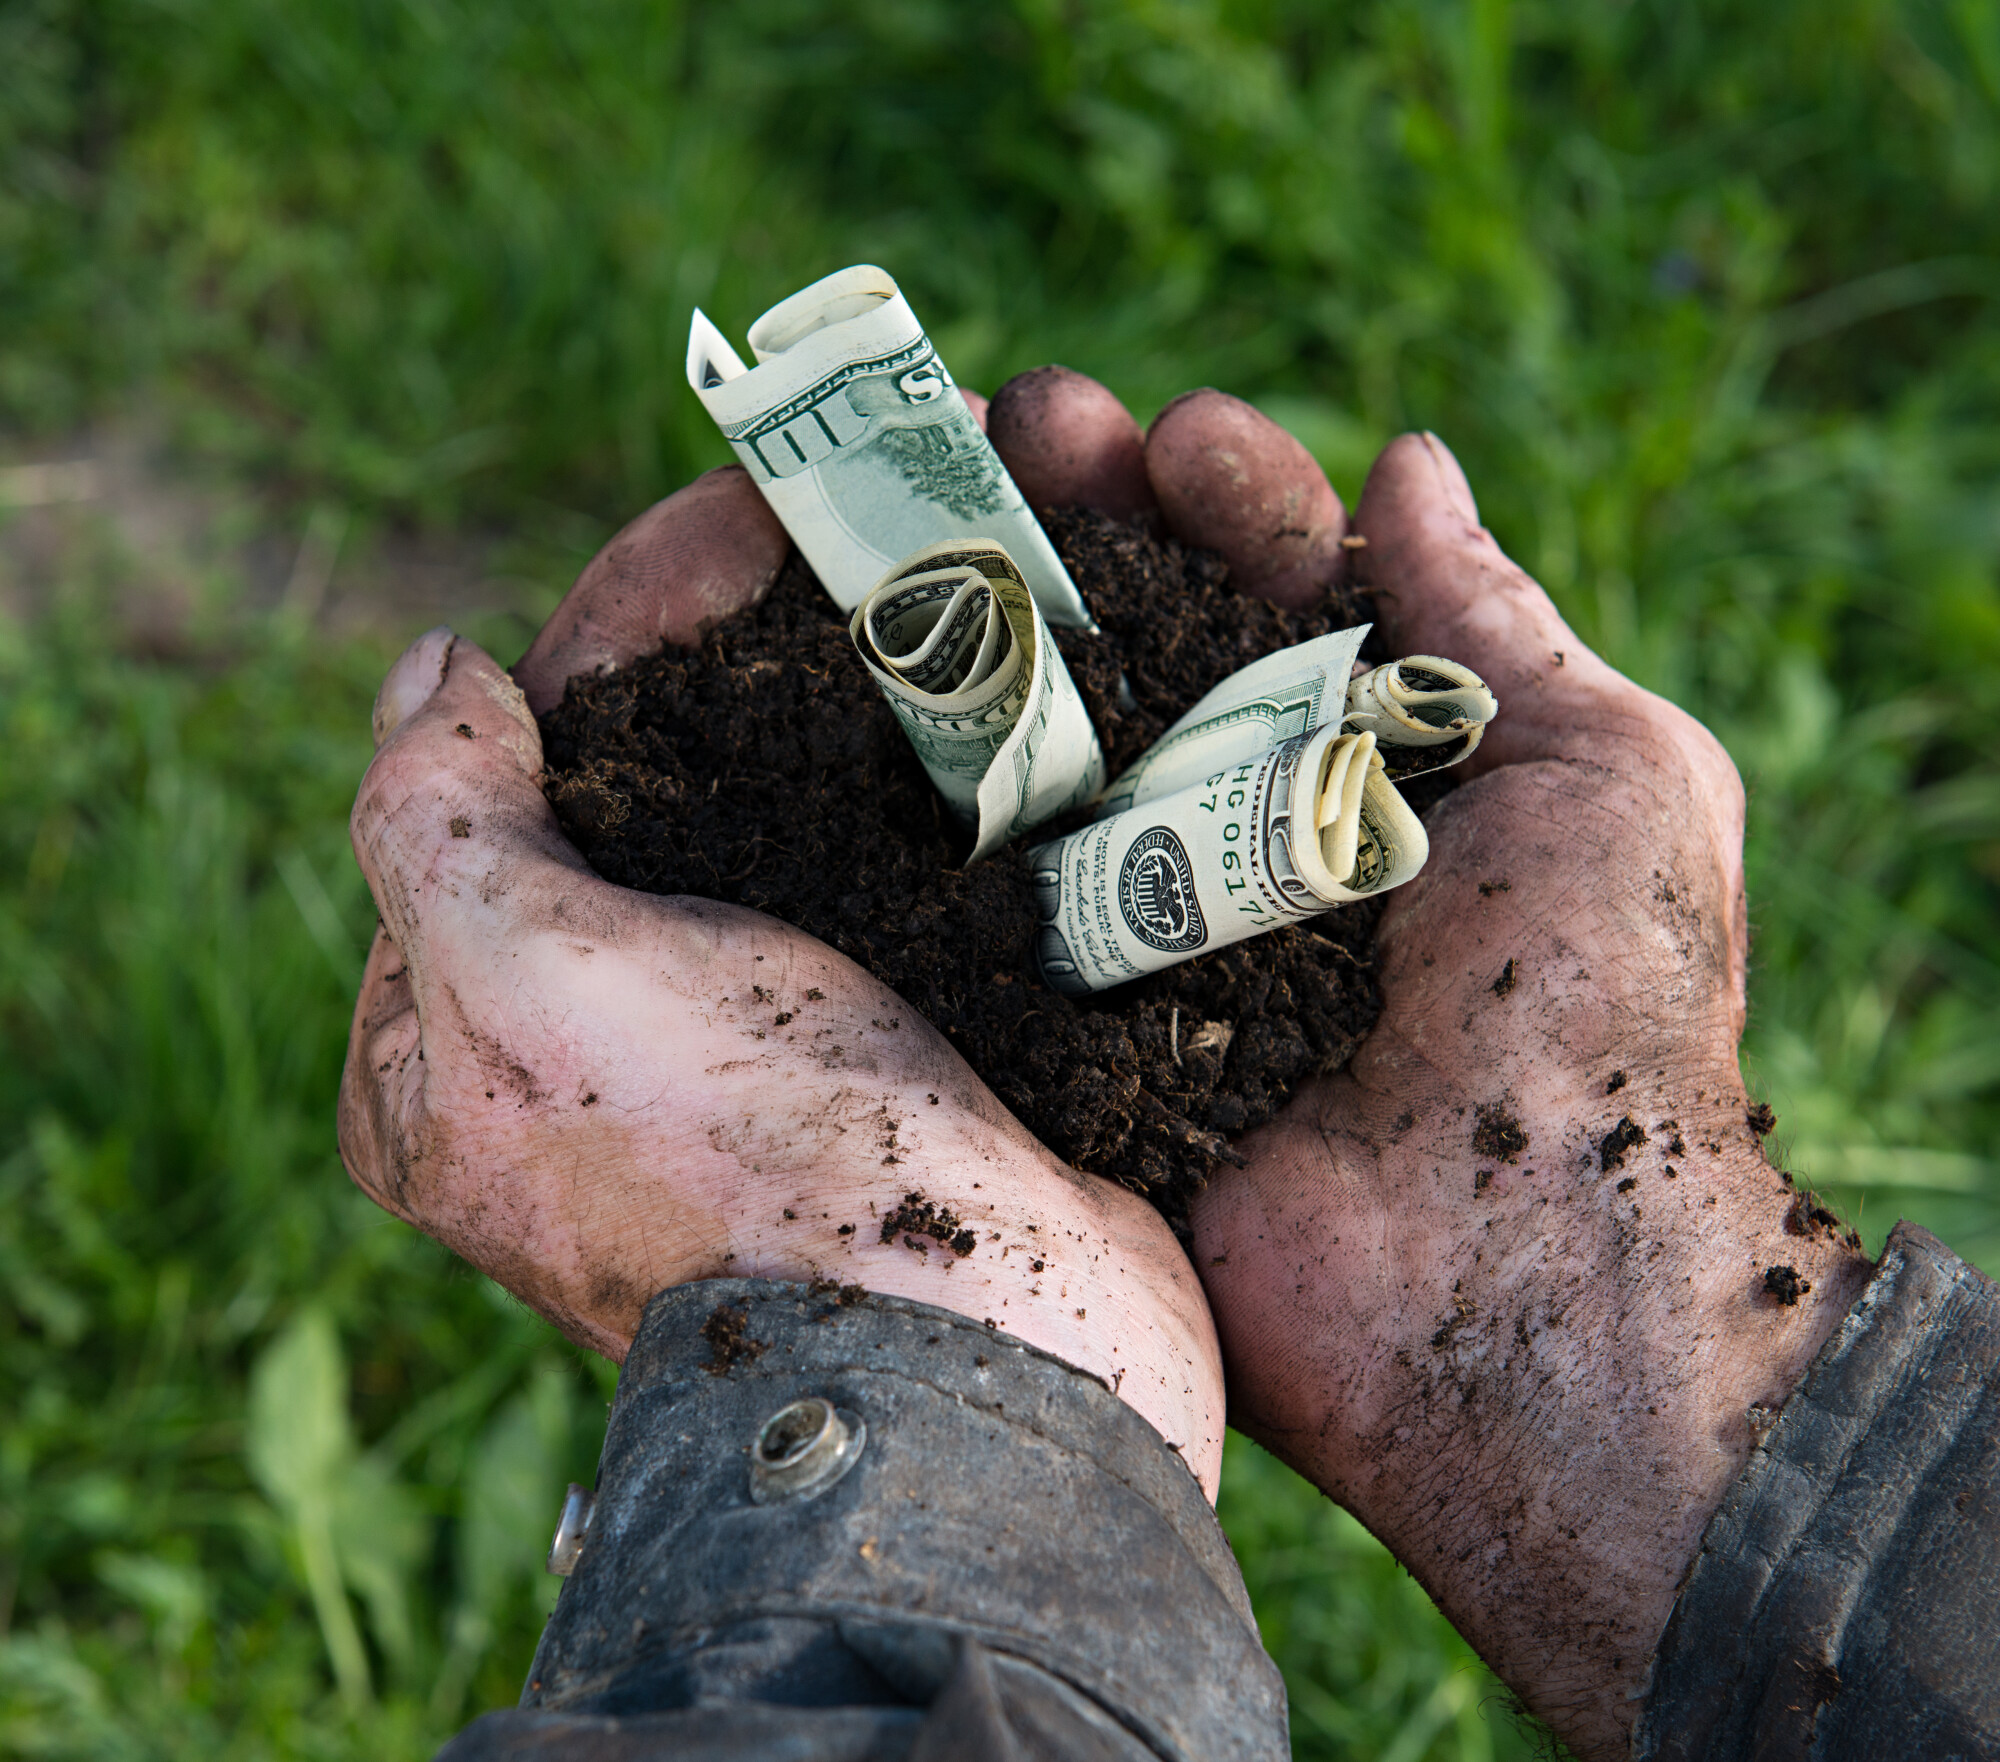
[700,1304,768,1374]
[1763,1264,1811,1306]
[1599,1116,1648,1171]
[539,509,1451,1230]
[1472,1103,1529,1164]
[880,1192,977,1258]
[1747,1101,1778,1137]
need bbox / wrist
[703,1165,1228,1497]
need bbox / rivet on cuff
[546,1482,595,1576]
[749,1396,867,1505]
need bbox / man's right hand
[1190,430,1873,1760]
[986,379,1871,1756]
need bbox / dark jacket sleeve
[437,1278,1289,1762]
[1635,1220,2000,1762]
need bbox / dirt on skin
[1763,1264,1811,1306]
[879,1192,978,1257]
[1598,1116,1648,1172]
[539,508,1452,1230]
[1472,1103,1529,1165]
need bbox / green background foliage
[4,0,1997,1754]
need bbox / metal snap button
[545,1482,594,1576]
[749,1396,866,1505]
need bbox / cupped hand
[1184,433,1874,1757]
[338,408,1224,1489]
[339,352,1865,1746]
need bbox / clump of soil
[880,1192,977,1258]
[538,508,1451,1230]
[1472,1103,1529,1164]
[1598,1115,1648,1171]
[700,1304,767,1374]
[1763,1264,1810,1306]
[1784,1193,1843,1238]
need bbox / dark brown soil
[700,1304,767,1374]
[1763,1264,1810,1306]
[1598,1116,1648,1172]
[1472,1103,1529,1164]
[879,1192,978,1258]
[538,508,1450,1230]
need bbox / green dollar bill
[689,266,1093,628]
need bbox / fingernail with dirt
[372,626,457,747]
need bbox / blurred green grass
[4,1,1998,1755]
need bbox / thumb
[1352,432,1645,773]
[372,625,455,747]
[352,630,589,983]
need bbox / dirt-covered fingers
[351,630,594,1004]
[512,465,788,716]
[988,364,1158,525]
[1143,389,1347,611]
[989,373,1347,604]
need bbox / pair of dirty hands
[342,371,1866,1760]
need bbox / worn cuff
[441,1278,1287,1762]
[1634,1221,2000,1761]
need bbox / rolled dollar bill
[1029,726,1429,997]
[1344,656,1498,767]
[688,265,1093,628]
[1097,637,1499,815]
[853,541,1105,863]
[1097,626,1371,816]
